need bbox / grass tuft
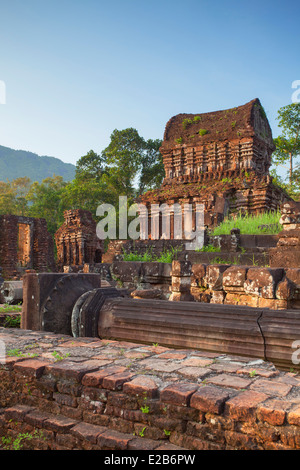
[122,246,181,263]
[211,211,281,236]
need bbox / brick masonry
[55,209,103,270]
[0,215,55,279]
[0,328,300,450]
[87,259,300,310]
[139,98,290,232]
[191,263,300,309]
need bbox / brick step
[0,404,187,451]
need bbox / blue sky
[0,0,299,179]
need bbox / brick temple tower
[140,98,291,231]
[55,209,103,270]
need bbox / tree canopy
[0,127,164,236]
[272,102,300,194]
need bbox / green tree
[75,149,106,182]
[0,180,18,215]
[0,177,31,215]
[62,177,116,215]
[139,138,164,194]
[64,148,118,216]
[101,128,163,200]
[101,128,145,200]
[26,175,68,234]
[272,103,300,188]
[11,177,32,215]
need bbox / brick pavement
[0,327,299,450]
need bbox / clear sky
[0,0,299,176]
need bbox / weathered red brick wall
[32,218,55,274]
[0,329,299,450]
[0,215,19,278]
[84,260,300,310]
[0,215,55,279]
[191,264,300,309]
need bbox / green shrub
[198,129,208,136]
[3,315,21,328]
[182,118,193,129]
[122,249,153,262]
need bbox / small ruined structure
[55,209,103,271]
[0,214,55,278]
[140,98,290,232]
[270,200,300,268]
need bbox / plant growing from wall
[182,118,193,129]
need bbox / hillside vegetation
[0,145,75,183]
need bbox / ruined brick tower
[140,98,290,231]
[0,215,55,278]
[55,209,103,270]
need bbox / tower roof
[160,98,275,152]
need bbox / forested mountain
[0,145,75,182]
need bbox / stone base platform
[0,328,300,450]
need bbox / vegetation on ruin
[51,350,71,362]
[0,303,22,313]
[198,129,208,136]
[182,118,193,129]
[182,116,201,129]
[208,254,268,267]
[122,245,181,263]
[196,244,221,253]
[211,210,281,236]
[2,315,21,328]
[1,430,45,450]
[6,348,39,358]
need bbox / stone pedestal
[270,201,300,268]
[169,260,194,301]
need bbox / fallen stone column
[91,295,300,370]
[21,272,300,371]
[94,295,265,360]
[0,280,23,305]
[258,309,300,370]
